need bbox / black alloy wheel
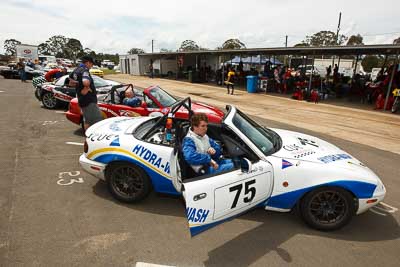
[41,92,58,109]
[300,187,355,231]
[106,162,151,203]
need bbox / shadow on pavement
[93,179,399,266]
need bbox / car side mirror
[240,158,252,173]
[141,101,147,108]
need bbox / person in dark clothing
[17,59,26,82]
[326,65,332,78]
[69,56,103,131]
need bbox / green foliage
[294,42,310,47]
[4,39,21,55]
[301,31,347,46]
[361,55,381,72]
[219,39,246,50]
[394,37,400,44]
[179,40,199,51]
[346,34,364,46]
[160,48,174,53]
[127,48,145,54]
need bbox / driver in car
[123,88,142,107]
[182,113,234,175]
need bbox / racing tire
[300,187,355,231]
[34,88,41,101]
[105,162,151,203]
[41,92,58,109]
[391,97,399,113]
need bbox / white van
[38,55,56,64]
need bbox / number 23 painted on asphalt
[57,171,84,186]
[229,180,256,209]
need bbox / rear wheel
[300,187,355,231]
[42,92,58,109]
[105,162,151,203]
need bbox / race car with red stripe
[37,75,120,109]
[66,84,224,129]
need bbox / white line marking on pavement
[55,111,66,114]
[372,202,398,213]
[65,142,84,146]
[370,208,387,216]
[136,262,176,267]
[42,120,58,125]
[0,90,4,93]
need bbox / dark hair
[81,55,94,64]
[191,113,208,127]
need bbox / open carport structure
[120,44,400,108]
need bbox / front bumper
[79,154,106,181]
[356,181,386,214]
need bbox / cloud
[1,0,400,55]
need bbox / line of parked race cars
[31,74,386,236]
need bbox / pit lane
[0,77,399,267]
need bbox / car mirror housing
[240,158,252,173]
[141,101,147,108]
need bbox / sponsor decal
[283,144,302,151]
[88,132,119,142]
[109,137,120,146]
[297,137,319,147]
[23,49,31,54]
[99,106,119,117]
[282,159,293,169]
[318,153,352,164]
[186,207,210,223]
[132,144,170,174]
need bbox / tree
[64,38,83,61]
[294,42,310,47]
[394,37,400,44]
[361,55,381,72]
[179,40,199,51]
[44,35,68,56]
[160,48,173,53]
[127,48,145,54]
[219,39,246,50]
[38,42,51,55]
[346,34,364,46]
[304,31,347,46]
[4,39,21,55]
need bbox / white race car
[79,98,386,236]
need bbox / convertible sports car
[79,98,386,236]
[36,75,120,109]
[66,85,224,128]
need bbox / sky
[1,0,400,55]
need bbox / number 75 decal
[229,180,256,209]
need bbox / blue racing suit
[182,130,234,175]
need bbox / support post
[384,50,399,110]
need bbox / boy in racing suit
[182,113,233,175]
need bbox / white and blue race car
[79,98,386,236]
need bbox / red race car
[66,84,224,128]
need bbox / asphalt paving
[0,77,399,267]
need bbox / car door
[182,159,273,236]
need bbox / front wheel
[41,92,58,109]
[300,187,355,231]
[391,97,399,113]
[105,162,151,203]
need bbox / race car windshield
[232,110,278,155]
[149,87,177,107]
[92,76,111,87]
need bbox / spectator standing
[225,67,236,95]
[69,56,103,131]
[17,59,26,82]
[326,65,332,79]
